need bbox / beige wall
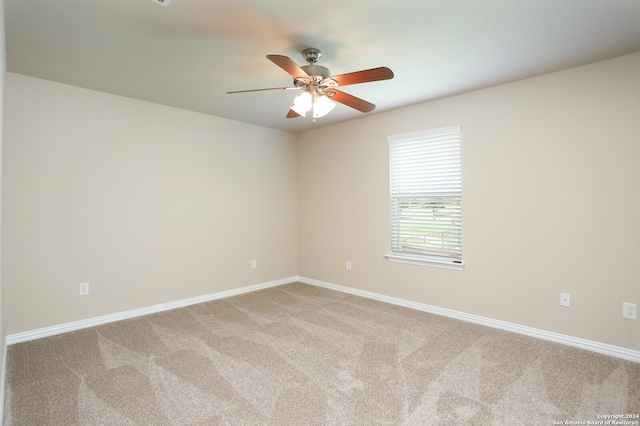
[298,52,640,351]
[3,73,298,334]
[3,52,639,352]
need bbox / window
[386,125,463,270]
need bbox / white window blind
[387,125,462,269]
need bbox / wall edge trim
[7,275,638,363]
[298,276,640,363]
[5,276,298,345]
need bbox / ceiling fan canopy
[228,48,394,120]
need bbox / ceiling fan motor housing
[301,64,331,78]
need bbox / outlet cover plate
[623,302,637,320]
[560,293,570,307]
[79,282,90,296]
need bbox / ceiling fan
[227,48,394,120]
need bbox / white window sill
[385,253,465,271]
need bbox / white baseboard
[5,275,639,365]
[5,277,298,345]
[298,276,640,364]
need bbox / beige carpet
[4,282,639,425]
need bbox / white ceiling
[5,0,640,133]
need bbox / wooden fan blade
[331,67,394,87]
[330,90,376,113]
[227,87,300,94]
[286,109,301,118]
[267,55,310,79]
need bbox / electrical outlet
[560,293,570,307]
[346,260,352,271]
[251,259,257,269]
[79,282,90,296]
[623,302,637,320]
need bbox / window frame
[386,125,464,271]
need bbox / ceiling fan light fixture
[291,92,312,116]
[312,94,335,118]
